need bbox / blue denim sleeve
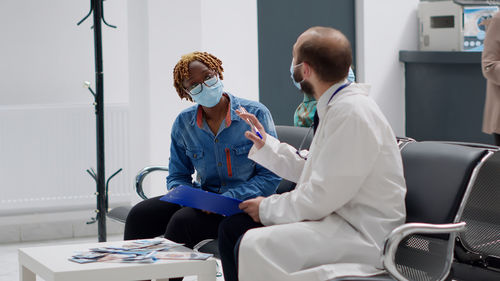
[221,107,282,200]
[166,120,195,190]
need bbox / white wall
[0,0,129,105]
[0,0,131,209]
[200,0,260,102]
[0,0,131,240]
[127,0,152,202]
[355,0,420,136]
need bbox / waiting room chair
[330,141,493,281]
[107,166,168,223]
[450,144,500,281]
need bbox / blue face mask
[290,60,303,90]
[189,78,224,108]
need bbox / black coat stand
[78,0,120,242]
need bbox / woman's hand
[236,107,267,149]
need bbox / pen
[144,250,157,261]
[239,106,263,139]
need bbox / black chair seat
[329,275,394,281]
[197,239,220,259]
[452,261,500,281]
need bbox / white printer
[418,0,498,51]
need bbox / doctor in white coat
[217,26,407,281]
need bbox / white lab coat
[239,81,407,281]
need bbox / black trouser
[494,133,500,146]
[124,196,224,280]
[218,213,263,281]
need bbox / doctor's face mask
[290,60,304,90]
[290,59,315,97]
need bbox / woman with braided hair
[124,52,280,279]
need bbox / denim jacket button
[215,138,219,143]
[221,182,226,186]
[218,162,222,167]
[193,154,197,158]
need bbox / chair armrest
[193,239,216,252]
[431,141,499,151]
[396,137,415,150]
[382,222,466,281]
[135,166,169,200]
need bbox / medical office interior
[1,0,500,280]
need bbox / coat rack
[78,0,121,242]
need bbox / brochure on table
[69,239,212,264]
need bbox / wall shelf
[399,50,481,64]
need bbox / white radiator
[0,104,131,215]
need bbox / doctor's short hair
[296,27,352,84]
[173,51,224,101]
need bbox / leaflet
[68,239,213,264]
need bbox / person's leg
[494,133,500,146]
[218,213,263,281]
[124,196,181,240]
[164,207,224,248]
[164,207,224,281]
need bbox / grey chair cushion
[275,125,313,150]
[452,261,500,281]
[401,141,486,224]
[197,239,220,259]
[273,125,314,194]
[107,205,131,223]
[276,179,296,194]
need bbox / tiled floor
[0,235,224,281]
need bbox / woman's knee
[168,207,200,227]
[125,201,148,225]
[124,197,181,240]
[164,208,199,237]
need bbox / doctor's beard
[293,70,315,98]
[300,80,315,98]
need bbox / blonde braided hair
[173,51,224,101]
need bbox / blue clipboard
[160,185,243,216]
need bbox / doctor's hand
[239,196,264,223]
[235,108,267,150]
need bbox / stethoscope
[296,126,314,160]
[295,82,352,160]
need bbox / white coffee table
[18,239,217,281]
